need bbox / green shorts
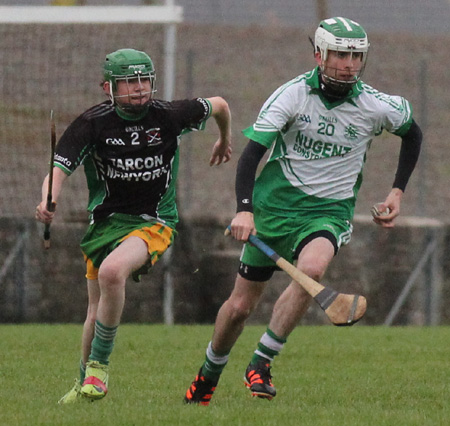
[240,206,353,268]
[80,213,176,280]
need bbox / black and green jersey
[54,98,211,226]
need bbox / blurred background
[0,0,449,326]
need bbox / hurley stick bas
[43,110,57,249]
[225,228,367,326]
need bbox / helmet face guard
[103,49,156,114]
[314,17,369,95]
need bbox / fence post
[315,0,329,21]
[0,220,29,322]
[383,218,444,326]
[425,228,443,325]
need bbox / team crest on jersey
[146,128,162,146]
[344,124,359,141]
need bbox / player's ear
[102,81,111,94]
[314,51,322,65]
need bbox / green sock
[89,320,118,365]
[251,328,287,364]
[201,341,229,381]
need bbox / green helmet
[103,48,156,116]
[314,17,369,94]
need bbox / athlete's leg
[81,279,100,371]
[96,236,150,327]
[244,237,336,400]
[58,278,100,404]
[81,236,150,400]
[211,274,267,354]
[185,273,267,405]
[268,237,335,337]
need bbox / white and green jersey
[243,67,413,220]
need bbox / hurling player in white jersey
[185,17,422,404]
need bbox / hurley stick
[225,228,367,326]
[43,110,56,249]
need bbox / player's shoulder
[151,97,206,109]
[277,72,310,94]
[358,81,383,97]
[358,81,407,104]
[356,81,410,113]
[149,98,172,111]
[267,72,310,106]
[80,101,115,121]
[150,97,209,117]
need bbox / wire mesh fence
[1,16,450,222]
[1,3,449,323]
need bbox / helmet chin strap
[319,70,354,100]
[108,83,152,120]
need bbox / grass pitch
[1,324,449,426]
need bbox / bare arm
[206,96,232,166]
[35,167,68,224]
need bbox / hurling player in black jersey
[35,48,232,403]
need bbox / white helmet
[315,17,370,94]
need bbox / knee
[225,296,256,323]
[297,241,334,282]
[98,263,126,289]
[299,263,326,282]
